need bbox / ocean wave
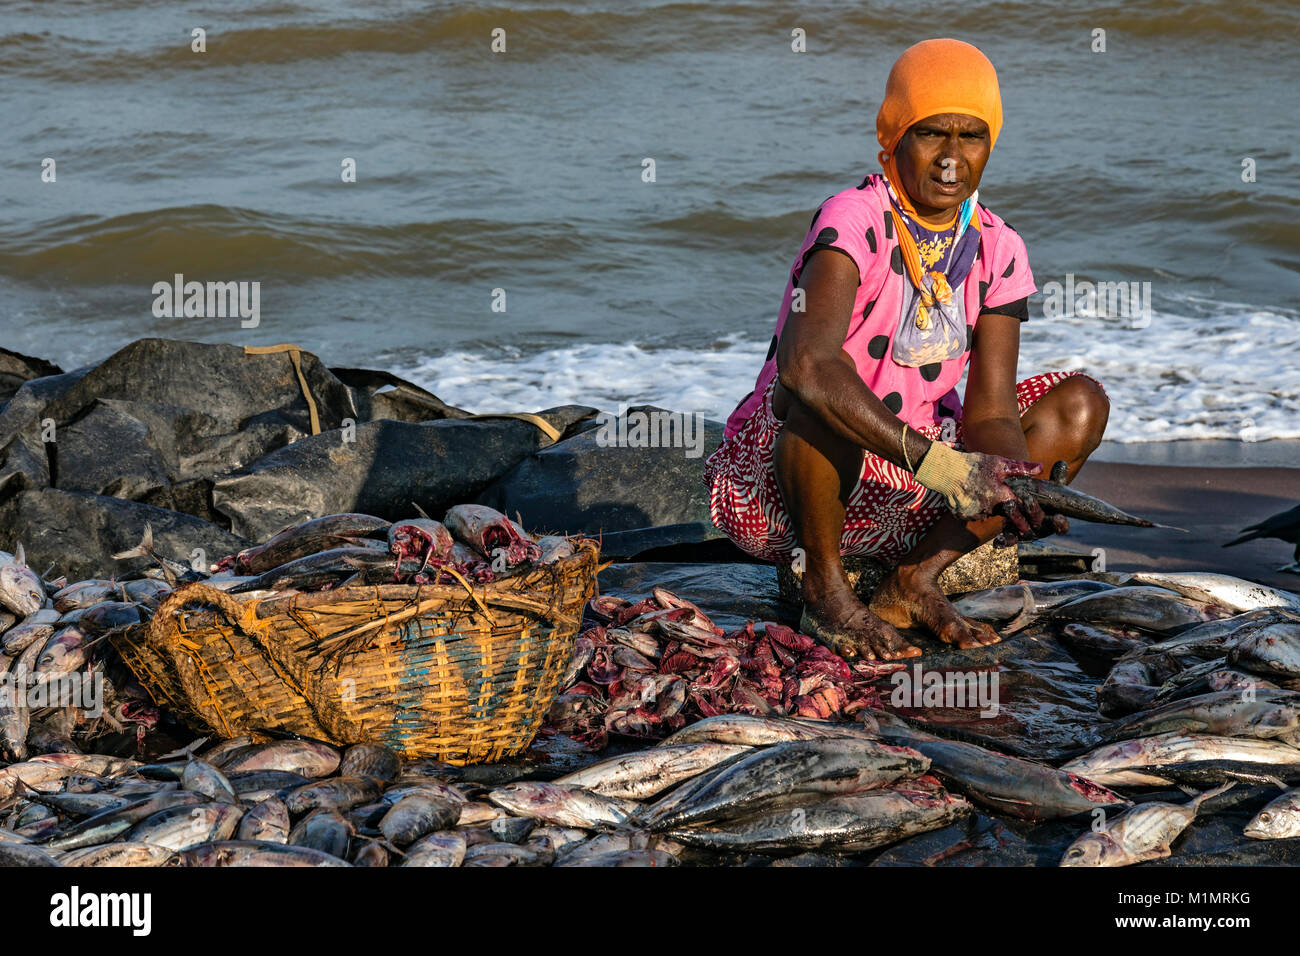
[0,206,597,282]
[10,0,1292,81]
[394,296,1300,444]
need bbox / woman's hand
[914,442,1044,523]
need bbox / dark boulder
[475,405,726,536]
[0,488,248,582]
[212,406,598,541]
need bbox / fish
[1099,652,1194,717]
[0,546,46,617]
[401,831,467,867]
[16,785,127,818]
[350,839,389,866]
[443,504,541,566]
[168,840,351,867]
[1227,618,1300,677]
[659,714,876,748]
[644,738,929,831]
[44,791,208,851]
[128,802,243,851]
[121,577,173,608]
[50,580,117,613]
[487,782,639,829]
[1043,586,1229,634]
[953,579,1116,623]
[1004,476,1181,529]
[1,608,60,655]
[288,809,352,859]
[1117,609,1290,662]
[387,518,455,573]
[216,740,341,777]
[338,743,401,782]
[1244,788,1300,839]
[226,513,392,575]
[378,794,462,846]
[559,848,680,866]
[0,843,61,866]
[181,758,240,804]
[111,523,208,586]
[1128,572,1300,614]
[78,601,144,636]
[237,797,290,843]
[0,653,31,760]
[462,843,543,867]
[32,625,90,681]
[283,776,382,815]
[669,786,971,853]
[228,547,396,594]
[874,717,1129,821]
[225,770,312,802]
[1057,622,1147,661]
[1061,732,1300,787]
[536,536,576,564]
[1101,689,1300,743]
[554,743,754,800]
[58,842,174,867]
[1060,784,1233,867]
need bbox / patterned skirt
[702,371,1103,564]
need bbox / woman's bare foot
[800,582,921,661]
[870,567,1002,649]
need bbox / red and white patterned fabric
[702,370,1105,565]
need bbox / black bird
[1224,504,1300,573]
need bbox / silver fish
[128,802,243,851]
[555,743,753,800]
[1128,572,1300,614]
[1060,784,1233,867]
[0,547,46,617]
[168,840,351,867]
[487,782,639,829]
[1244,788,1300,840]
[236,797,290,843]
[669,786,971,853]
[1061,733,1300,787]
[644,738,928,831]
[401,831,466,867]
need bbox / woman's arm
[776,250,1043,525]
[775,249,931,469]
[962,312,1031,460]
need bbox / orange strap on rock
[463,412,560,442]
[244,344,322,435]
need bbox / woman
[704,38,1109,661]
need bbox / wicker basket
[111,539,603,763]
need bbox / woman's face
[893,113,991,221]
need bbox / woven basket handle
[148,582,266,647]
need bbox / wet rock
[212,407,597,542]
[0,347,62,406]
[329,367,474,423]
[476,406,725,535]
[0,487,248,582]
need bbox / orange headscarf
[875,38,1003,220]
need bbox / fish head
[1060,832,1126,867]
[33,629,88,676]
[0,565,45,616]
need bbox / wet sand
[1065,452,1300,590]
